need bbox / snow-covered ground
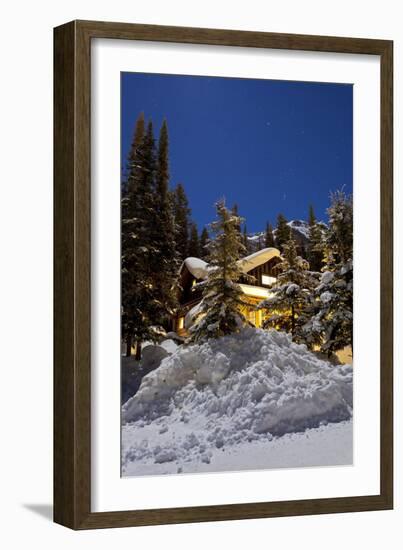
[122,420,352,476]
[122,328,353,477]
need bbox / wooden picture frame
[54,20,393,530]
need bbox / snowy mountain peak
[246,219,326,253]
[286,219,311,239]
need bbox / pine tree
[257,237,318,340]
[324,191,353,266]
[307,205,325,272]
[305,191,353,355]
[232,203,242,235]
[152,119,179,329]
[188,222,200,257]
[122,112,145,194]
[190,200,248,342]
[242,224,250,254]
[308,204,315,227]
[172,183,191,261]
[265,221,275,248]
[121,121,160,359]
[275,213,291,251]
[199,227,210,260]
[128,112,145,166]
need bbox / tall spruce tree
[305,191,353,355]
[199,227,210,260]
[275,213,291,251]
[121,121,160,359]
[172,183,191,261]
[324,191,353,266]
[128,112,145,166]
[122,112,145,194]
[257,237,318,340]
[152,119,179,329]
[265,221,275,248]
[242,224,250,254]
[190,200,247,342]
[307,205,325,272]
[232,203,242,235]
[188,222,201,257]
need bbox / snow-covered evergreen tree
[275,213,291,251]
[172,183,191,261]
[152,119,179,329]
[188,222,200,257]
[122,112,145,194]
[265,221,275,248]
[305,191,353,355]
[121,121,161,358]
[242,224,251,254]
[190,200,248,342]
[199,227,210,260]
[232,203,242,236]
[324,191,353,267]
[257,237,319,340]
[127,112,145,167]
[307,205,325,272]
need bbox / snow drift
[122,328,352,474]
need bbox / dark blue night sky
[121,72,352,233]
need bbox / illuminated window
[262,275,276,286]
[248,310,256,325]
[177,317,184,330]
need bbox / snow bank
[122,328,352,473]
[159,339,178,354]
[122,420,352,476]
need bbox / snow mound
[122,328,352,471]
[159,339,178,354]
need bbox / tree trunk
[135,341,142,360]
[125,335,132,357]
[291,305,295,336]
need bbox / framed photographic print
[54,20,393,529]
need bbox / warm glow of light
[248,309,256,325]
[178,317,184,330]
[240,284,273,299]
[261,274,276,286]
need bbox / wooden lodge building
[174,248,282,337]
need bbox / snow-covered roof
[238,247,281,273]
[183,257,209,279]
[181,247,280,280]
